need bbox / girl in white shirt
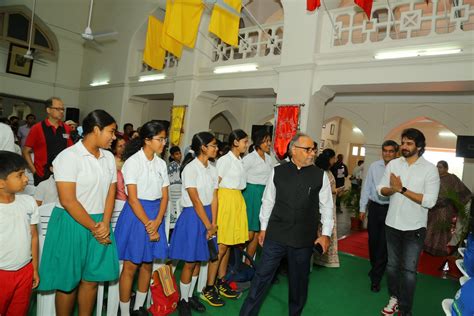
[168,132,219,312]
[242,129,273,261]
[38,110,119,315]
[203,129,249,302]
[114,120,170,315]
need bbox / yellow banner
[162,0,183,58]
[166,0,204,49]
[170,106,186,146]
[143,16,166,70]
[208,0,242,47]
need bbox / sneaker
[216,278,239,298]
[131,306,149,316]
[188,295,206,312]
[381,296,399,315]
[200,286,225,307]
[177,299,192,316]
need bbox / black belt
[369,200,389,208]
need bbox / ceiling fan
[24,0,47,65]
[48,0,117,44]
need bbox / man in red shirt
[22,97,73,185]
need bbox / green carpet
[28,253,458,315]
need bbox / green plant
[340,189,361,217]
[444,189,471,246]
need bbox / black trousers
[367,200,389,285]
[239,239,313,316]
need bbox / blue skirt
[169,205,217,262]
[114,199,168,264]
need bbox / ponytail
[122,138,144,161]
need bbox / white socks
[134,291,147,310]
[119,300,130,316]
[180,282,191,302]
[189,276,198,298]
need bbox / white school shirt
[0,123,16,152]
[377,156,440,231]
[216,151,246,190]
[53,141,117,214]
[122,149,170,200]
[242,150,273,185]
[0,195,39,270]
[34,175,58,205]
[181,158,219,207]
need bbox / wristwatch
[400,187,407,194]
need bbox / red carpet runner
[338,230,462,278]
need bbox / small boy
[168,146,182,185]
[0,151,40,315]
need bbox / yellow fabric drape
[143,16,165,70]
[166,0,204,49]
[208,0,242,47]
[170,106,186,146]
[162,0,183,58]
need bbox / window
[0,6,57,56]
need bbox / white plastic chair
[36,203,56,316]
[197,262,209,293]
[168,184,182,229]
[458,247,465,257]
[97,199,125,316]
[441,298,453,316]
[455,259,469,277]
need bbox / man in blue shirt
[359,140,399,292]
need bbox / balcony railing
[137,50,178,75]
[329,0,473,47]
[210,22,284,63]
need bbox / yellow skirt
[217,188,249,245]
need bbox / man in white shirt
[240,133,334,316]
[377,128,440,316]
[0,123,16,152]
[18,114,36,147]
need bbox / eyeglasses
[48,107,65,112]
[152,137,168,143]
[294,145,317,154]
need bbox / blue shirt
[359,159,389,212]
[452,278,474,316]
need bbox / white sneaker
[381,296,399,315]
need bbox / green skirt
[242,183,266,232]
[38,207,119,292]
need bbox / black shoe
[370,283,380,293]
[200,286,225,307]
[131,306,149,316]
[216,278,239,298]
[177,299,192,316]
[188,296,206,313]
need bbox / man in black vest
[240,133,334,316]
[23,97,72,185]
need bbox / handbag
[208,236,218,262]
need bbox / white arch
[324,106,370,139]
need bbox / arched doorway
[210,112,234,142]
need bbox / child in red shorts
[0,151,40,315]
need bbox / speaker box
[456,135,474,158]
[65,107,80,123]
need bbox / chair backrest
[168,184,182,228]
[111,200,126,231]
[37,203,56,258]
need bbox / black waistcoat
[266,162,324,248]
[41,120,68,173]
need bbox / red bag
[148,265,179,316]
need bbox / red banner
[307,0,321,11]
[354,0,374,18]
[273,105,300,160]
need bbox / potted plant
[340,189,362,230]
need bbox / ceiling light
[214,63,258,74]
[374,48,462,60]
[138,74,166,82]
[438,131,456,138]
[353,127,362,133]
[90,80,109,87]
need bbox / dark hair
[228,129,248,148]
[315,148,336,171]
[401,128,426,156]
[82,110,116,135]
[180,132,216,176]
[0,151,27,180]
[45,97,62,109]
[0,118,9,124]
[123,123,133,131]
[122,120,167,161]
[357,160,364,166]
[437,160,448,169]
[111,134,125,155]
[9,116,19,122]
[252,129,271,151]
[170,146,181,155]
[218,141,230,157]
[26,113,36,120]
[382,140,399,152]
